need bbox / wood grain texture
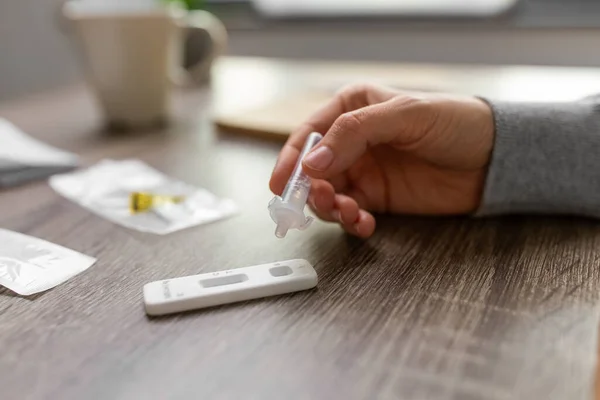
[213,90,331,141]
[1,58,600,400]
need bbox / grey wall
[1,1,600,103]
[226,27,600,67]
[0,0,82,102]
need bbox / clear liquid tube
[268,132,323,238]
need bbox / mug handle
[173,10,228,86]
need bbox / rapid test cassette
[143,259,318,316]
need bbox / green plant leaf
[161,0,205,10]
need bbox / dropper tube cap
[268,132,323,238]
[275,219,291,238]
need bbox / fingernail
[332,210,342,222]
[303,146,334,171]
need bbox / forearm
[477,95,600,217]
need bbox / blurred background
[2,0,600,103]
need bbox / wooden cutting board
[212,91,332,141]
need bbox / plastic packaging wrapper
[49,159,238,234]
[0,228,96,296]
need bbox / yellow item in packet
[129,192,186,214]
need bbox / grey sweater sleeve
[476,95,600,217]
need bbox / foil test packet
[0,228,96,296]
[49,159,238,234]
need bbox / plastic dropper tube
[268,132,323,238]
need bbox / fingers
[270,83,397,193]
[354,210,376,238]
[327,173,349,193]
[269,99,344,195]
[308,180,336,221]
[302,95,435,180]
[333,195,376,238]
[270,144,300,195]
[308,184,376,238]
[288,83,398,151]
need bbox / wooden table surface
[2,57,600,400]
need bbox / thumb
[302,95,434,179]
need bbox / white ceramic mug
[62,1,227,129]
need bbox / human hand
[269,84,495,238]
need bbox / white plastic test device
[143,259,318,316]
[268,132,323,238]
